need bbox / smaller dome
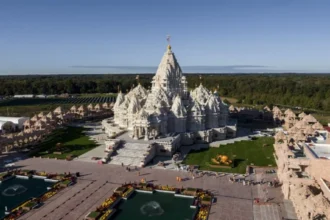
[127,94,141,114]
[171,96,187,117]
[114,92,125,109]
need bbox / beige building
[274,110,330,219]
[1,102,113,153]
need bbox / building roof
[313,122,324,130]
[298,112,307,118]
[0,116,29,125]
[127,94,141,114]
[272,106,282,113]
[302,114,318,123]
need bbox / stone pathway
[209,127,251,147]
[280,200,298,220]
[74,124,108,163]
[253,204,281,220]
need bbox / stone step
[109,157,142,166]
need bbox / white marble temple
[112,44,233,143]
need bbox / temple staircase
[109,142,153,167]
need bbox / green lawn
[183,137,276,174]
[30,126,98,159]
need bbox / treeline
[1,74,330,111]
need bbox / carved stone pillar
[144,127,149,141]
[133,126,138,140]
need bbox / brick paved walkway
[10,158,291,220]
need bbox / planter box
[86,211,101,220]
[201,196,212,205]
[122,188,135,200]
[183,188,197,196]
[60,180,72,187]
[114,187,127,195]
[23,201,38,211]
[99,209,116,220]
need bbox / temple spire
[136,75,140,85]
[166,35,171,51]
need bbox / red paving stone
[12,158,282,220]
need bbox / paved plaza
[0,157,297,220]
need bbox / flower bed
[99,209,115,220]
[22,201,38,211]
[99,195,119,210]
[135,183,153,192]
[155,185,176,192]
[89,182,213,220]
[122,187,134,199]
[0,172,14,182]
[196,206,210,220]
[3,170,77,220]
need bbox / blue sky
[0,0,330,74]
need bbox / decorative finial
[117,85,121,93]
[217,84,219,89]
[166,35,171,50]
[199,75,203,85]
[136,75,140,85]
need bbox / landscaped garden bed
[183,137,276,174]
[29,126,98,159]
[2,170,77,220]
[87,182,213,220]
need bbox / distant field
[221,96,238,104]
[0,96,116,107]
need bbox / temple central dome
[113,43,230,140]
